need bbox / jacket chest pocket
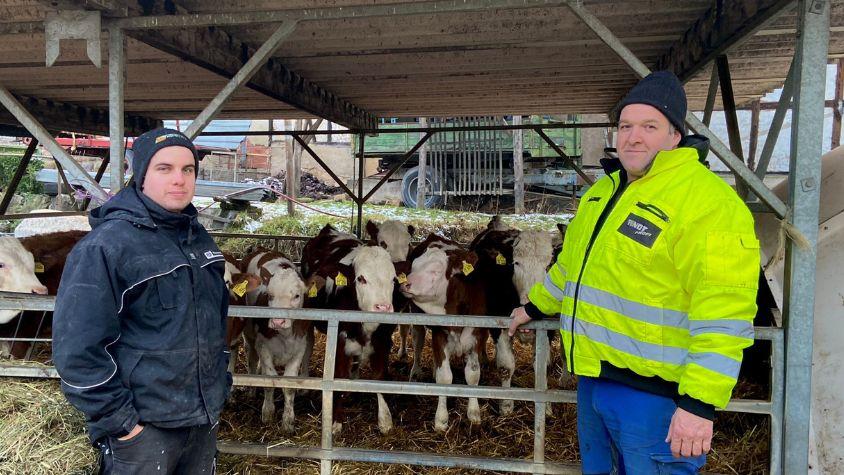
[603,201,671,266]
[154,268,184,310]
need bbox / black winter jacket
[52,186,231,442]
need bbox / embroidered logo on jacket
[617,213,661,248]
[204,251,224,260]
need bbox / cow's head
[0,237,48,324]
[366,220,415,263]
[267,266,307,330]
[401,246,477,308]
[342,245,396,313]
[512,231,555,305]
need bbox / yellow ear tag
[397,273,407,284]
[34,262,45,273]
[335,272,348,287]
[232,280,248,297]
[495,253,507,266]
[462,261,474,275]
[308,283,318,298]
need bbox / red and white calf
[303,224,398,434]
[401,234,487,432]
[365,219,419,359]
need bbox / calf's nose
[374,303,393,313]
[32,285,48,295]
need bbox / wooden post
[748,100,761,171]
[286,119,296,216]
[512,115,524,214]
[832,59,844,149]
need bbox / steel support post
[703,67,719,126]
[563,0,788,219]
[782,0,829,472]
[0,86,109,203]
[535,129,593,185]
[321,320,339,475]
[0,139,38,214]
[362,133,433,203]
[513,115,525,214]
[184,21,297,140]
[108,25,125,192]
[756,57,797,181]
[716,55,749,199]
[416,117,428,209]
[533,326,549,471]
[356,133,365,237]
[293,135,356,199]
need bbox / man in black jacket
[53,128,231,474]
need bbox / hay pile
[0,377,96,474]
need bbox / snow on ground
[194,196,572,233]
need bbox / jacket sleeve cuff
[677,394,715,420]
[525,302,551,320]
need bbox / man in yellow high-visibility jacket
[509,71,759,474]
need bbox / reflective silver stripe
[542,274,566,301]
[561,313,742,379]
[687,352,742,378]
[689,319,755,339]
[575,283,688,329]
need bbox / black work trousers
[97,423,218,475]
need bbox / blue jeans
[578,377,706,474]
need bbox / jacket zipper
[635,201,670,223]
[569,174,628,374]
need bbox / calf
[365,219,418,359]
[0,233,68,358]
[252,266,311,431]
[221,253,260,373]
[303,224,398,434]
[401,234,487,432]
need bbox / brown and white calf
[401,234,487,432]
[252,265,311,430]
[365,219,419,359]
[0,233,68,358]
[303,224,398,434]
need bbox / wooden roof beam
[0,93,160,135]
[654,0,797,82]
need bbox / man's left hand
[665,407,713,458]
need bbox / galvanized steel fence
[0,290,784,474]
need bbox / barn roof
[0,0,841,134]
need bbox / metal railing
[0,291,784,474]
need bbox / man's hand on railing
[508,306,532,337]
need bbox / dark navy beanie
[130,128,200,189]
[616,71,687,133]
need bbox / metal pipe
[416,117,428,209]
[197,122,614,137]
[756,57,797,180]
[108,25,125,192]
[362,133,432,202]
[782,1,829,471]
[0,139,38,215]
[536,129,593,185]
[769,328,785,474]
[0,86,109,203]
[293,135,356,200]
[356,133,364,237]
[321,321,339,475]
[564,0,788,219]
[184,21,298,140]
[533,326,549,466]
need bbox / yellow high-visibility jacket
[528,146,759,414]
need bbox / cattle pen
[0,1,837,474]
